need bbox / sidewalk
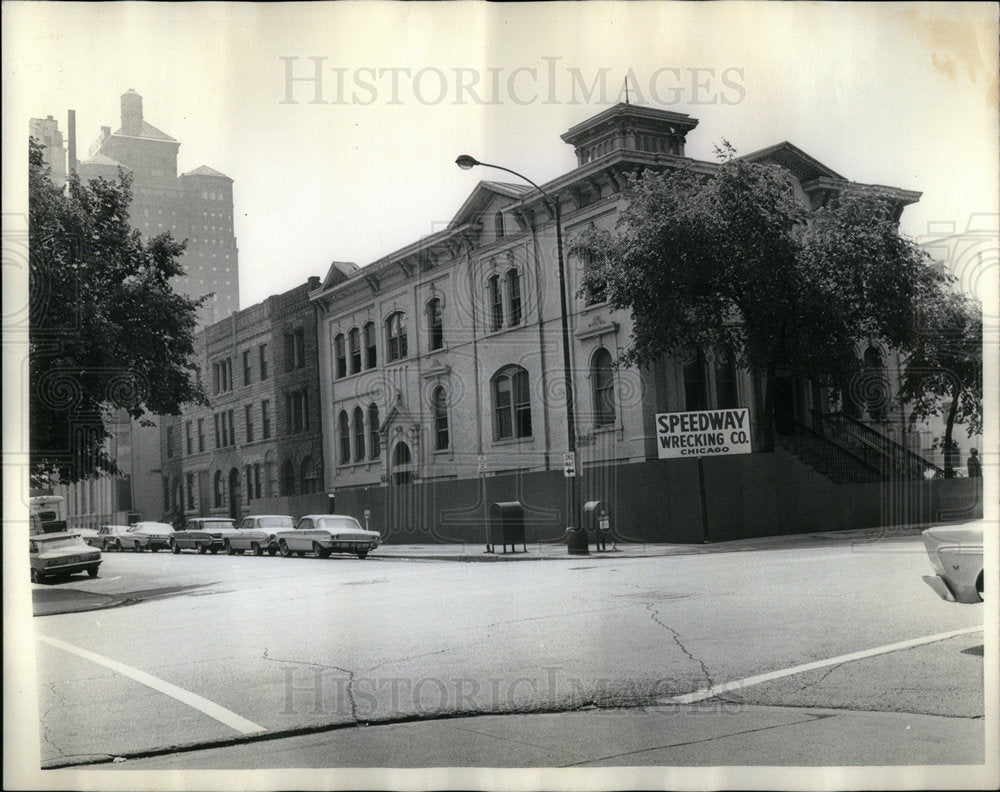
[374,524,928,562]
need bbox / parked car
[129,521,176,552]
[275,514,381,559]
[76,527,101,547]
[225,515,294,556]
[95,524,137,552]
[30,532,102,583]
[170,517,238,554]
[922,520,984,603]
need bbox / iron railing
[779,413,885,484]
[816,411,944,480]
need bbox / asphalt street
[27,535,988,773]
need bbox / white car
[129,521,176,552]
[275,514,381,559]
[922,520,984,604]
[225,515,294,556]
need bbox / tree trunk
[761,362,777,452]
[943,384,960,478]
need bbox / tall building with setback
[77,89,240,327]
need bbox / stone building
[310,103,978,545]
[160,276,345,523]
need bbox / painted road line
[662,626,983,705]
[37,634,265,734]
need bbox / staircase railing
[780,414,885,483]
[817,411,944,480]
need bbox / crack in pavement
[259,653,358,722]
[644,601,714,689]
[559,711,837,766]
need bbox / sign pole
[698,457,710,543]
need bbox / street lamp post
[456,156,586,554]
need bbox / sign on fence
[655,408,752,459]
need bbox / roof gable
[739,142,845,182]
[449,181,533,229]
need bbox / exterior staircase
[776,412,943,484]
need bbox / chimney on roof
[307,276,321,290]
[121,89,143,136]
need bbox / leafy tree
[573,149,945,451]
[897,291,982,477]
[29,138,205,487]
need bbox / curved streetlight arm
[455,157,558,217]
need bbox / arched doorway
[228,467,241,521]
[391,442,413,485]
[387,440,417,539]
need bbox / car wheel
[135,542,143,553]
[209,547,219,554]
[102,539,112,552]
[356,550,368,559]
[314,543,331,559]
[87,566,99,578]
[170,539,180,554]
[251,542,263,557]
[279,540,292,558]
[197,543,208,555]
[30,568,42,584]
[225,540,234,555]
[267,546,278,556]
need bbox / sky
[4,1,998,310]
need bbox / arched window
[334,333,347,378]
[386,312,408,361]
[487,274,503,332]
[368,403,381,459]
[363,321,377,369]
[213,470,224,508]
[506,269,522,326]
[494,210,505,240]
[591,348,616,426]
[714,352,739,410]
[683,351,708,412]
[338,410,351,464]
[432,385,449,450]
[280,460,296,496]
[863,345,888,421]
[300,456,316,494]
[426,297,444,351]
[353,406,366,461]
[492,365,532,440]
[348,328,361,374]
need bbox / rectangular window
[364,323,377,369]
[185,472,195,510]
[684,353,709,412]
[227,410,235,447]
[507,271,522,326]
[294,328,305,368]
[488,276,503,332]
[245,465,254,500]
[335,333,347,378]
[259,343,269,380]
[197,418,205,452]
[185,421,193,455]
[214,413,221,449]
[245,404,254,443]
[212,359,232,393]
[495,377,512,439]
[261,400,271,439]
[243,350,252,386]
[287,390,308,434]
[349,329,362,374]
[253,464,262,500]
[166,426,175,458]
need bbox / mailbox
[488,502,526,553]
[583,500,612,551]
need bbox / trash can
[583,500,614,551]
[488,502,527,553]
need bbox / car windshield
[315,517,364,532]
[38,537,87,551]
[258,517,294,529]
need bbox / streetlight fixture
[455,155,586,554]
